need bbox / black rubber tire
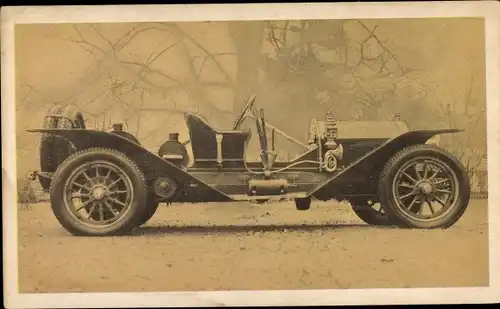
[136,197,160,227]
[295,197,311,211]
[49,148,148,236]
[38,177,53,193]
[350,199,393,226]
[39,104,85,191]
[378,144,470,229]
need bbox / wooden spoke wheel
[378,145,470,229]
[50,148,148,236]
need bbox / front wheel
[50,148,148,236]
[378,144,470,229]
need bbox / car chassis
[28,95,471,236]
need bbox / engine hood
[335,120,410,140]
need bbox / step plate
[229,192,308,201]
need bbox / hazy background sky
[14,18,486,176]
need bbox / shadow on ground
[129,223,397,236]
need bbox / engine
[307,111,344,173]
[158,133,189,170]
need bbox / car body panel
[308,128,463,199]
[29,123,462,203]
[335,120,410,139]
[28,128,233,203]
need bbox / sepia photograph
[2,2,500,308]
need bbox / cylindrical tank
[158,133,189,168]
[110,123,141,145]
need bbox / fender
[307,129,463,198]
[28,128,232,202]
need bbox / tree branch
[162,23,235,87]
[353,20,405,74]
[90,24,117,59]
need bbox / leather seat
[185,113,251,163]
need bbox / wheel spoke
[413,164,422,180]
[400,191,416,199]
[434,178,449,185]
[407,195,419,211]
[72,182,91,191]
[398,183,414,189]
[434,196,447,207]
[416,196,426,215]
[75,199,93,211]
[422,162,429,179]
[104,169,112,182]
[98,204,104,221]
[109,190,128,195]
[82,171,93,183]
[109,177,122,189]
[426,196,436,214]
[103,200,117,214]
[96,167,100,178]
[436,188,452,194]
[71,192,90,198]
[87,204,97,219]
[428,168,441,180]
[403,172,417,184]
[108,197,126,207]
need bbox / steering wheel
[232,95,256,130]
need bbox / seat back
[185,113,251,164]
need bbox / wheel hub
[418,181,433,195]
[92,186,107,200]
[154,177,177,199]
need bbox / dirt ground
[17,199,489,293]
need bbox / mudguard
[308,129,463,198]
[28,128,232,202]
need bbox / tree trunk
[228,22,266,113]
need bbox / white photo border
[2,2,499,307]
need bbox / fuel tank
[158,133,189,169]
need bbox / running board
[229,192,308,201]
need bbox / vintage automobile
[28,95,470,236]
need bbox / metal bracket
[216,134,223,165]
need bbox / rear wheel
[349,199,393,226]
[50,148,148,236]
[378,144,470,229]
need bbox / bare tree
[255,19,445,139]
[17,20,486,175]
[26,23,247,141]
